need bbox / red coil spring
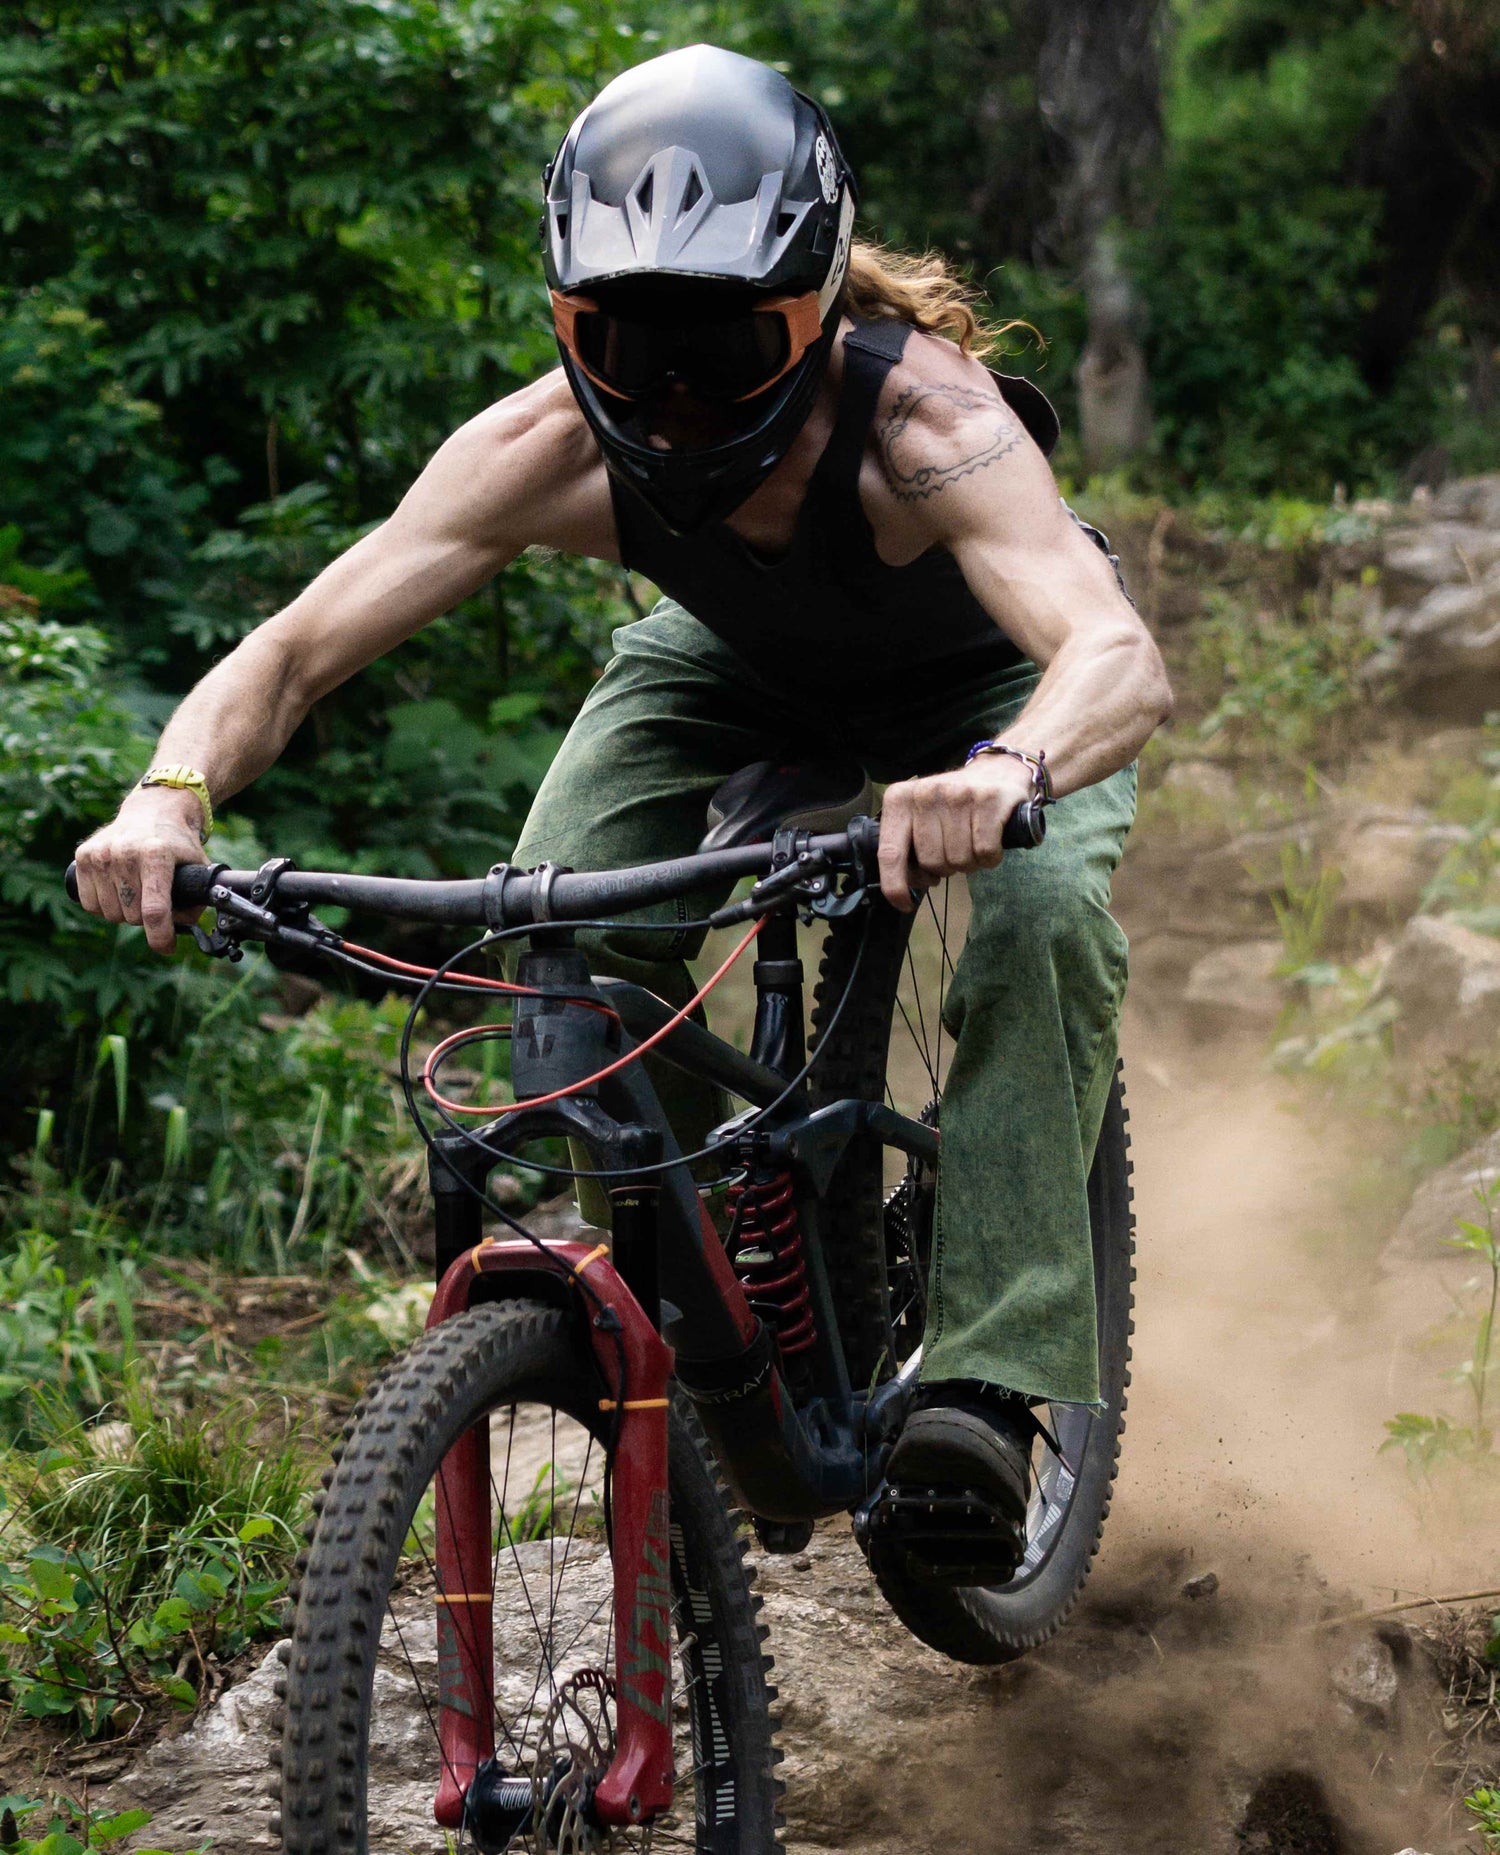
[727,1169,817,1357]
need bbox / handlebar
[63,801,1046,935]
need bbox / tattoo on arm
[877,383,1023,503]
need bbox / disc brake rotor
[532,1668,619,1853]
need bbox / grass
[0,1390,310,1738]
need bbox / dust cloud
[769,996,1497,1855]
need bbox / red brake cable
[422,918,765,1118]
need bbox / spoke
[407,1489,524,1769]
[903,939,933,1082]
[382,1597,473,1807]
[551,1583,614,1675]
[893,993,937,1099]
[550,1431,596,1626]
[432,1456,498,1731]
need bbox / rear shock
[727,1167,816,1362]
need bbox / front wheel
[274,1302,779,1853]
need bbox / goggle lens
[555,291,819,404]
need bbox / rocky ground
[68,476,1500,1851]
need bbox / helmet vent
[635,169,655,217]
[680,167,704,215]
[776,208,798,238]
[555,209,569,241]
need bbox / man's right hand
[74,787,210,955]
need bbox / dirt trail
[106,955,1499,1855]
[760,996,1498,1855]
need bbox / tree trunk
[1034,0,1165,470]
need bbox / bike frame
[422,914,935,1831]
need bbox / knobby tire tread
[809,898,1136,1666]
[272,1302,778,1854]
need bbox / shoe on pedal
[869,1381,1033,1586]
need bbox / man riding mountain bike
[74,45,1171,1586]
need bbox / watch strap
[138,764,214,842]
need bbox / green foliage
[0,1399,306,1737]
[1138,4,1436,495]
[1191,585,1377,759]
[0,1239,140,1446]
[1382,1174,1500,1478]
[0,1796,189,1855]
[1468,1786,1500,1852]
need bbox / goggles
[552,289,824,405]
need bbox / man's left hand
[877,753,1037,911]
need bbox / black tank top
[608,317,1063,698]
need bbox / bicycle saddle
[698,759,874,852]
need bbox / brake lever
[708,846,837,928]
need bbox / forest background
[2,0,1500,1825]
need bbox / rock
[1183,940,1286,1036]
[1383,1127,1500,1274]
[1198,825,1318,901]
[1380,573,1500,717]
[1329,811,1466,913]
[107,1638,283,1851]
[1380,521,1500,598]
[1373,914,1500,1056]
[1182,1571,1220,1600]
[1330,1633,1400,1727]
[1429,471,1500,528]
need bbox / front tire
[275,1302,778,1852]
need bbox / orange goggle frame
[551,289,824,405]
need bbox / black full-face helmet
[544,45,858,533]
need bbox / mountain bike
[65,760,1134,1854]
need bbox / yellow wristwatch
[138,764,214,843]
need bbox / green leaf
[88,1807,152,1842]
[173,1567,227,1609]
[236,1516,275,1543]
[157,1673,198,1707]
[30,1833,87,1855]
[26,1555,78,1605]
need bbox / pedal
[861,1482,1025,1586]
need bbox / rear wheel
[275,1302,778,1852]
[810,888,1135,1665]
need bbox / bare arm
[870,347,1173,907]
[75,373,613,949]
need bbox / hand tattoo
[877,382,1023,503]
[118,883,137,907]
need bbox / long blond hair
[840,238,1037,363]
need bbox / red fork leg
[434,1415,495,1828]
[426,1241,702,1832]
[593,1400,674,1827]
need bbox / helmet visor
[553,289,823,405]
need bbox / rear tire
[810,895,1135,1665]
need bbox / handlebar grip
[1002,798,1048,849]
[63,860,220,911]
[850,801,1047,866]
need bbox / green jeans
[513,603,1135,1406]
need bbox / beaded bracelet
[964,740,1054,804]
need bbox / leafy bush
[0,1797,189,1854]
[0,1399,307,1737]
[1190,585,1377,760]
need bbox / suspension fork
[426,1236,677,1831]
